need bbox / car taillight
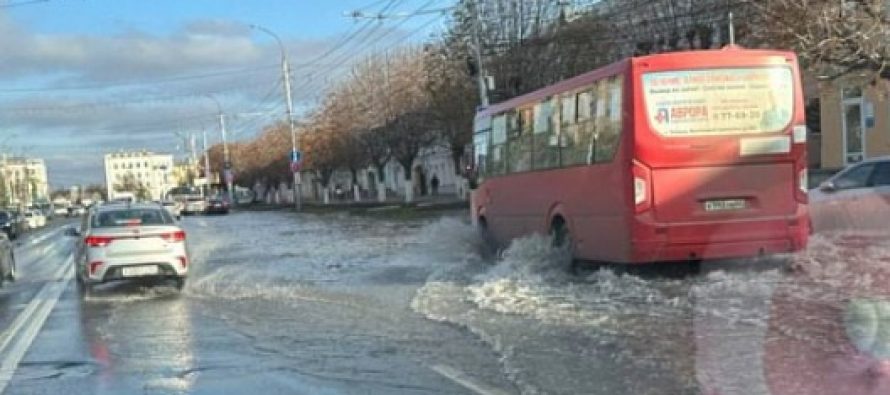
[161,231,186,242]
[796,167,808,203]
[632,160,652,213]
[85,236,114,247]
[89,261,103,276]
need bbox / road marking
[27,226,65,246]
[429,364,513,395]
[0,254,73,393]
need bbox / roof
[95,202,162,212]
[476,47,797,118]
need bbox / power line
[0,64,280,94]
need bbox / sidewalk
[242,193,468,216]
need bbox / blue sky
[0,0,451,188]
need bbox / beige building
[818,80,890,170]
[104,151,175,200]
[1,157,49,206]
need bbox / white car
[809,157,890,233]
[71,203,189,294]
[24,210,46,229]
[53,206,69,216]
[182,196,207,215]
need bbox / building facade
[818,80,890,170]
[104,151,175,201]
[0,157,49,206]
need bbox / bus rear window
[642,67,794,137]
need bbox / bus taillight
[797,168,808,203]
[633,161,652,213]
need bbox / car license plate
[704,199,747,212]
[121,265,159,277]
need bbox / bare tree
[423,42,477,199]
[746,0,890,82]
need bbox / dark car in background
[205,198,230,215]
[0,211,21,240]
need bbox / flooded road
[0,211,885,394]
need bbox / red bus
[469,47,809,263]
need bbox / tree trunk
[451,145,466,200]
[350,168,361,202]
[375,163,387,203]
[401,161,414,203]
[322,187,330,205]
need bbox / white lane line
[0,258,68,353]
[429,364,513,395]
[27,226,65,246]
[0,254,73,394]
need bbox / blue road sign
[290,150,302,164]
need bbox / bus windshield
[642,66,794,137]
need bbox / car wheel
[174,277,186,291]
[76,277,92,297]
[7,252,15,282]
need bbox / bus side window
[534,98,559,169]
[473,131,489,182]
[594,75,624,163]
[508,108,533,173]
[564,84,597,166]
[489,114,508,176]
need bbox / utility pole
[219,111,232,202]
[205,94,233,202]
[202,129,212,197]
[283,52,301,211]
[188,132,198,186]
[469,0,490,107]
[251,24,301,211]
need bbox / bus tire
[550,217,571,249]
[477,217,497,259]
[550,217,580,273]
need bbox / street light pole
[251,24,301,211]
[202,128,212,196]
[205,94,233,202]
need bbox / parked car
[181,196,207,215]
[0,211,19,240]
[205,198,229,215]
[0,232,16,287]
[68,205,87,217]
[809,157,890,233]
[24,210,46,229]
[53,205,69,217]
[160,200,182,220]
[70,202,189,295]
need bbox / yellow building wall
[820,83,844,169]
[820,80,890,169]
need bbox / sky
[0,0,451,188]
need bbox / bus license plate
[704,199,747,212]
[122,265,159,277]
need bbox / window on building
[843,86,863,100]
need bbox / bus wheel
[477,217,497,260]
[550,217,571,249]
[550,217,579,273]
